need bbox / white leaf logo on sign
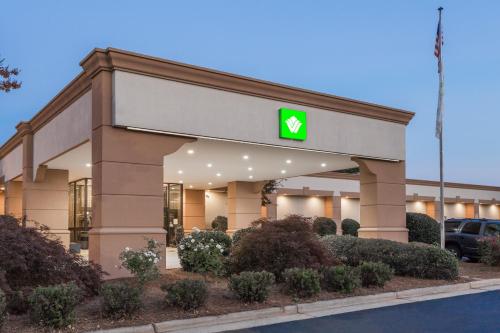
[285,116,302,134]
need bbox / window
[484,223,500,237]
[461,222,481,235]
[445,221,462,233]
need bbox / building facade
[1,47,417,278]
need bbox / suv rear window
[484,223,500,237]
[461,222,481,235]
[445,221,462,233]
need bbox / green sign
[279,108,307,141]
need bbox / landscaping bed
[3,268,474,333]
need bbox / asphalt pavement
[226,290,500,333]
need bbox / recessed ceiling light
[247,167,253,171]
[187,149,194,155]
[179,180,183,183]
[249,175,253,179]
[207,163,212,168]
[85,163,92,168]
[189,185,193,188]
[321,163,327,167]
[0,187,4,191]
[178,170,183,174]
[208,182,212,185]
[216,173,221,177]
[281,170,286,174]
[286,160,292,164]
[243,155,249,160]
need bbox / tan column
[353,157,408,243]
[332,195,342,234]
[426,201,436,219]
[465,203,475,218]
[183,189,206,231]
[473,202,480,218]
[434,201,442,221]
[87,69,193,279]
[23,169,70,247]
[227,181,263,233]
[263,193,277,220]
[324,196,334,218]
[4,181,22,218]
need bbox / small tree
[0,58,21,92]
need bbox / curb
[86,278,500,333]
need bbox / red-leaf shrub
[0,215,103,299]
[229,215,334,279]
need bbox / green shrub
[232,227,256,246]
[320,235,458,280]
[0,289,6,330]
[313,217,337,236]
[357,262,393,287]
[119,239,162,287]
[212,216,228,232]
[161,280,208,311]
[178,230,232,276]
[229,271,275,303]
[229,215,334,280]
[100,283,141,319]
[478,236,500,266]
[282,268,321,298]
[28,282,81,328]
[406,213,440,244]
[341,219,360,236]
[321,265,360,293]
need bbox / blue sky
[1,1,499,185]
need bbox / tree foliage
[0,58,22,92]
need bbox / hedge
[320,235,458,280]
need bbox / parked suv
[445,218,500,260]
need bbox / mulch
[4,262,498,333]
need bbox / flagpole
[437,7,446,249]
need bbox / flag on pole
[435,8,444,139]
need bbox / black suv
[445,218,500,260]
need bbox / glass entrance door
[164,183,183,246]
[68,178,92,250]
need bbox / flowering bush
[119,239,162,287]
[177,230,231,276]
[479,236,500,266]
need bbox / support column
[227,181,263,234]
[87,69,193,279]
[4,181,22,218]
[262,193,277,220]
[24,169,70,246]
[183,189,206,231]
[324,196,334,219]
[332,195,342,234]
[426,201,436,219]
[434,201,442,221]
[353,157,408,243]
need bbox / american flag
[435,7,444,139]
[434,8,443,73]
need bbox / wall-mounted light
[85,163,92,168]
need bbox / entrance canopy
[163,138,355,189]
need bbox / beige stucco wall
[406,184,500,202]
[406,201,427,214]
[113,71,406,161]
[0,144,23,182]
[479,204,500,219]
[33,91,91,175]
[205,191,227,227]
[283,176,360,193]
[444,203,467,219]
[277,195,325,219]
[341,197,360,221]
[0,192,4,215]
